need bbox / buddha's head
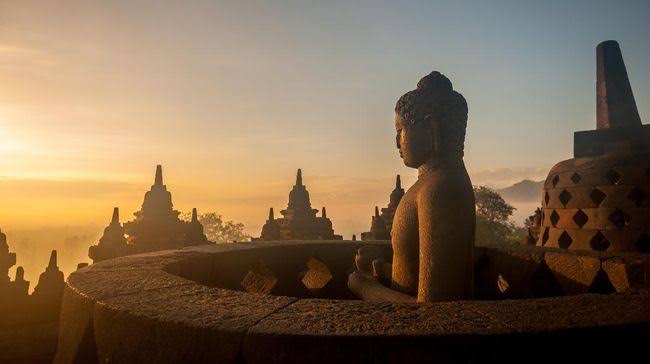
[394,71,468,168]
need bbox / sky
[0,0,649,247]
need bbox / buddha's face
[395,113,433,168]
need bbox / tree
[180,211,251,243]
[473,186,522,246]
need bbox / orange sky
[1,1,648,241]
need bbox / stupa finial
[15,266,24,280]
[154,165,163,186]
[374,206,380,217]
[48,250,58,269]
[191,208,198,223]
[268,207,274,221]
[111,207,119,224]
[596,40,641,129]
[396,175,402,189]
[295,169,303,186]
[296,169,303,186]
[322,207,327,219]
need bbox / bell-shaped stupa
[537,41,649,252]
[256,169,342,240]
[362,175,404,240]
[88,207,132,263]
[123,165,207,251]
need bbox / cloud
[0,177,142,199]
[469,166,550,188]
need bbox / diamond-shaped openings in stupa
[589,188,607,206]
[587,269,616,295]
[558,190,572,207]
[605,169,622,185]
[240,260,278,294]
[544,192,550,206]
[550,210,560,227]
[558,231,573,249]
[552,175,560,188]
[571,172,582,185]
[627,187,645,207]
[636,233,650,253]
[301,257,333,291]
[608,209,631,229]
[541,228,549,246]
[589,231,611,251]
[572,209,589,228]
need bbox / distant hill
[497,179,544,203]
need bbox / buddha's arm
[417,189,474,302]
[348,270,415,302]
[417,193,454,302]
[348,247,414,302]
[371,259,392,283]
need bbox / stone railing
[54,241,650,363]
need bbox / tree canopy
[473,186,524,246]
[180,211,250,243]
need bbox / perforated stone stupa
[537,41,649,252]
[256,169,342,241]
[361,175,404,240]
[32,250,65,304]
[88,207,129,262]
[0,231,66,363]
[88,165,209,263]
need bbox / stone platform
[55,241,650,363]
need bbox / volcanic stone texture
[537,153,650,252]
[54,241,650,363]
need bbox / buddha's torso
[390,165,475,298]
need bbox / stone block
[602,255,650,293]
[544,251,601,294]
[240,260,278,294]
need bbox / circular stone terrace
[54,241,650,364]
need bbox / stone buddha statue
[348,71,475,303]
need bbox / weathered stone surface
[54,242,650,363]
[66,268,191,300]
[300,257,333,291]
[244,294,650,363]
[53,285,97,364]
[244,299,510,363]
[241,261,278,294]
[596,40,641,129]
[471,294,650,332]
[602,254,650,293]
[474,244,545,298]
[544,251,601,294]
[94,284,295,364]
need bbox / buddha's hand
[348,247,413,302]
[354,246,392,282]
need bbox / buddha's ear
[424,114,440,155]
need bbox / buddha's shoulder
[414,171,472,203]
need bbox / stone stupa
[361,175,404,240]
[88,207,131,263]
[537,40,649,252]
[256,169,342,241]
[32,250,64,301]
[361,206,390,241]
[123,165,208,251]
